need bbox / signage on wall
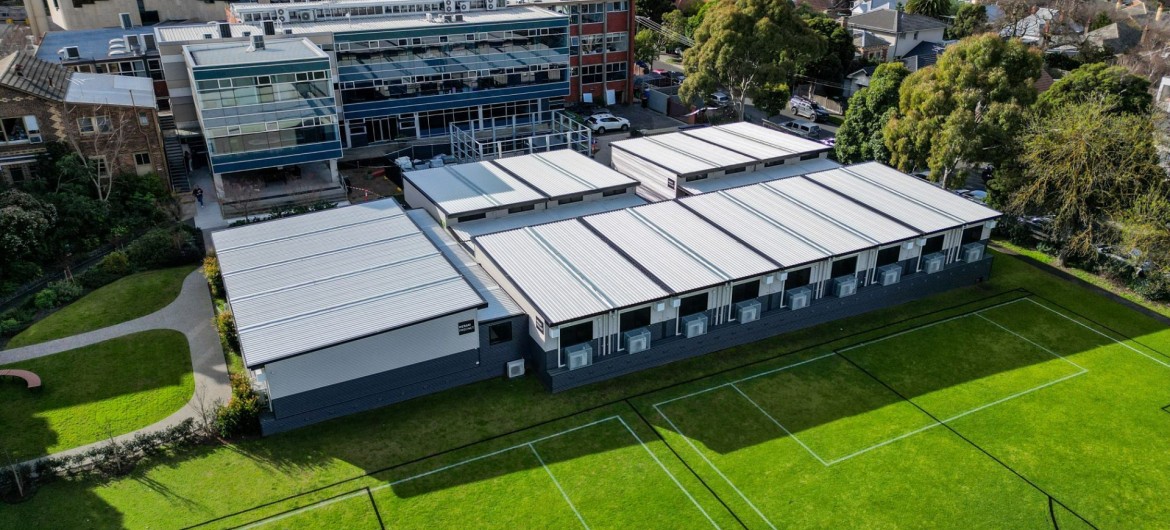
[667,178,676,189]
[458,320,475,335]
[535,316,545,334]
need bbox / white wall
[611,147,678,199]
[893,28,946,60]
[264,308,479,399]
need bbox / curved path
[0,270,230,463]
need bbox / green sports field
[191,292,1170,530]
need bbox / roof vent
[251,34,265,51]
[263,20,275,36]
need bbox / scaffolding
[449,112,592,162]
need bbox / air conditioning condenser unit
[962,242,985,262]
[736,299,761,324]
[506,359,525,378]
[787,286,811,310]
[624,327,651,353]
[681,313,707,338]
[923,252,945,274]
[878,263,902,286]
[833,276,857,298]
[565,342,592,370]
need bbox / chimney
[14,63,22,76]
[218,22,231,39]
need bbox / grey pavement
[2,270,231,464]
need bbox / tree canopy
[834,63,910,164]
[884,34,1042,188]
[800,14,857,81]
[946,3,988,40]
[1009,101,1167,258]
[679,0,821,120]
[634,29,662,66]
[1035,62,1152,116]
[905,0,950,19]
[636,0,676,22]
[751,82,791,118]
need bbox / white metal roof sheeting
[765,177,919,243]
[681,157,840,194]
[493,150,637,198]
[407,210,524,322]
[843,162,1001,224]
[213,200,484,367]
[726,184,875,256]
[611,135,752,176]
[682,122,830,161]
[404,162,545,217]
[582,202,777,292]
[475,221,669,324]
[452,193,647,242]
[679,191,833,267]
[804,163,998,233]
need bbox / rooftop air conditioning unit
[736,299,761,324]
[459,1,470,10]
[833,275,858,298]
[61,46,80,60]
[300,11,312,21]
[787,286,812,310]
[623,327,651,353]
[565,342,592,370]
[202,33,214,40]
[878,263,902,286]
[962,242,985,263]
[445,0,456,12]
[277,9,290,23]
[923,252,945,274]
[486,0,498,9]
[506,359,525,378]
[681,313,708,338]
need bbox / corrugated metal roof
[681,157,839,194]
[612,134,752,176]
[492,150,636,198]
[682,122,831,161]
[407,210,524,322]
[804,162,999,232]
[213,199,485,367]
[582,202,778,292]
[474,221,669,325]
[452,193,646,242]
[405,162,546,217]
[765,177,919,244]
[680,188,834,267]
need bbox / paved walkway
[1,270,231,464]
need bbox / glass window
[95,115,111,133]
[488,322,513,345]
[133,152,150,165]
[560,321,594,347]
[731,281,760,304]
[961,225,984,245]
[786,268,812,288]
[619,307,651,333]
[678,292,708,316]
[922,234,945,255]
[831,256,859,278]
[77,116,95,134]
[876,245,901,267]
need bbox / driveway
[588,104,687,165]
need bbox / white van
[778,120,823,139]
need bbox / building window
[77,116,95,134]
[602,188,626,197]
[619,307,651,333]
[138,111,149,126]
[831,256,859,278]
[0,116,33,143]
[558,196,583,205]
[488,322,513,345]
[508,204,535,214]
[922,234,945,255]
[876,245,901,267]
[786,267,812,288]
[961,225,984,245]
[89,157,109,177]
[78,115,111,135]
[800,153,819,161]
[678,292,708,317]
[560,320,594,347]
[731,281,760,304]
[457,212,487,222]
[133,152,151,166]
[725,166,746,175]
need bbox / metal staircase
[158,112,190,193]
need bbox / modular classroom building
[213,136,1001,433]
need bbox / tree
[752,82,791,118]
[905,0,950,19]
[946,3,988,40]
[1009,101,1167,259]
[1036,62,1151,116]
[801,14,857,81]
[662,9,689,41]
[634,29,662,67]
[884,34,1042,189]
[834,63,910,163]
[679,0,821,121]
[60,99,159,202]
[0,190,56,282]
[1088,10,1113,31]
[636,0,676,21]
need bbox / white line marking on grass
[614,416,721,529]
[530,443,591,530]
[653,403,779,530]
[729,383,830,466]
[655,352,838,408]
[835,297,1029,354]
[1021,298,1170,370]
[238,490,369,529]
[822,421,943,465]
[934,369,1087,425]
[974,313,1088,372]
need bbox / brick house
[0,51,166,189]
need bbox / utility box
[565,342,592,370]
[962,242,985,263]
[833,275,858,298]
[787,286,812,310]
[736,299,762,324]
[681,313,708,338]
[878,263,902,286]
[923,252,945,274]
[623,327,651,353]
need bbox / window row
[340,69,563,103]
[573,62,627,84]
[206,115,335,139]
[336,39,567,68]
[208,124,338,156]
[0,116,40,144]
[237,2,447,22]
[197,81,332,110]
[572,32,627,54]
[195,70,329,92]
[332,27,565,53]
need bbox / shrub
[215,373,261,438]
[1131,274,1170,302]
[34,289,58,310]
[203,255,224,298]
[46,279,84,304]
[0,318,22,336]
[77,266,122,290]
[126,226,200,270]
[215,310,240,353]
[100,251,131,275]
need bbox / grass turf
[0,329,193,457]
[4,252,1170,529]
[6,265,195,348]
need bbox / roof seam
[760,182,881,245]
[230,249,443,303]
[838,165,966,224]
[216,213,405,252]
[719,191,834,256]
[523,224,618,310]
[623,208,732,281]
[221,231,424,275]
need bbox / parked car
[652,68,668,75]
[789,96,829,123]
[664,71,686,84]
[776,119,823,139]
[585,113,630,134]
[708,91,731,108]
[635,60,649,71]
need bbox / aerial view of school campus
[3,0,1170,528]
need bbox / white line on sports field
[530,443,590,530]
[835,297,1029,354]
[237,490,369,529]
[653,403,779,530]
[974,313,1087,371]
[655,352,838,408]
[730,383,829,466]
[614,416,722,529]
[1022,297,1170,370]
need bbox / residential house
[1086,21,1144,54]
[0,51,165,187]
[847,9,947,62]
[844,65,876,97]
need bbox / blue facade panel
[342,81,569,119]
[210,142,343,174]
[331,18,567,43]
[192,58,333,81]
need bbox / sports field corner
[184,289,1170,530]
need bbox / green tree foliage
[1009,101,1166,259]
[1088,11,1113,32]
[752,82,792,118]
[905,0,951,19]
[662,9,689,40]
[0,190,56,284]
[946,3,988,40]
[679,0,821,120]
[634,29,662,67]
[636,0,676,21]
[801,14,857,81]
[835,63,910,163]
[1036,62,1151,116]
[884,34,1041,188]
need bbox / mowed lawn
[6,265,195,348]
[0,329,194,457]
[4,252,1170,529]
